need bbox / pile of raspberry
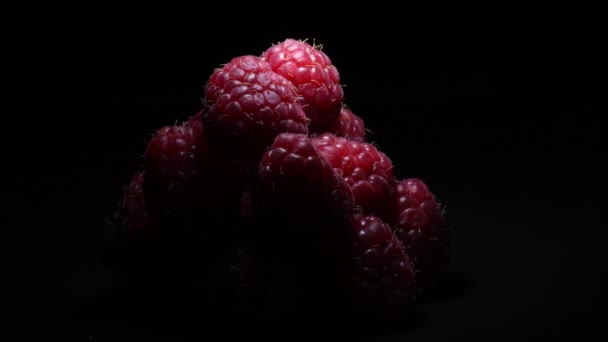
[114,39,451,321]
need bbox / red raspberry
[203,55,308,160]
[317,107,366,142]
[183,109,203,130]
[257,132,354,218]
[142,121,249,251]
[190,110,257,223]
[255,133,355,316]
[351,214,416,314]
[311,133,394,217]
[391,178,450,289]
[142,123,209,221]
[263,39,344,132]
[115,171,153,232]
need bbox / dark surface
[7,9,606,341]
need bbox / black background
[6,6,606,341]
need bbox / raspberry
[111,39,458,325]
[257,133,354,227]
[263,39,344,132]
[254,133,355,317]
[311,133,394,217]
[142,123,209,223]
[351,214,416,314]
[115,171,153,232]
[183,109,203,130]
[203,55,308,160]
[317,107,366,142]
[390,178,450,289]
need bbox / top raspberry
[263,39,344,132]
[203,55,308,160]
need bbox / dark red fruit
[183,109,203,130]
[351,214,416,314]
[391,178,450,289]
[116,171,153,232]
[318,107,366,142]
[263,39,344,132]
[203,55,308,160]
[257,133,354,223]
[142,123,208,221]
[254,133,355,317]
[311,133,395,217]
